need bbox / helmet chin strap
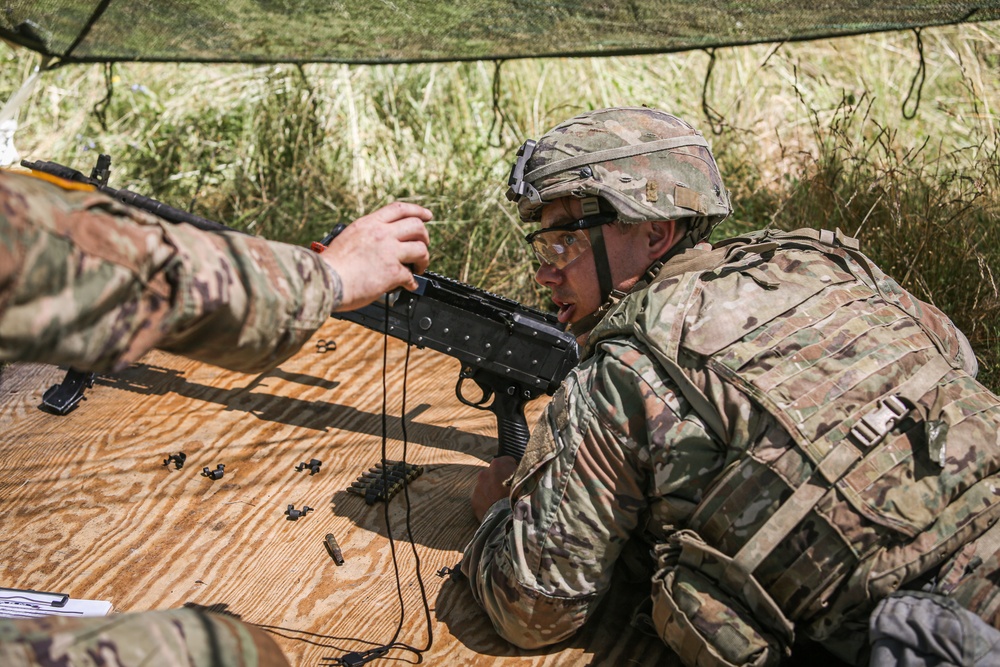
[568,223,626,337]
[588,224,619,311]
[568,219,694,338]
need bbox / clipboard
[0,587,113,618]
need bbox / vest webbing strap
[967,514,1000,574]
[936,498,1000,623]
[723,356,955,582]
[775,226,861,251]
[723,475,827,584]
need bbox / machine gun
[332,259,576,460]
[22,155,579,461]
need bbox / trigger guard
[456,375,492,409]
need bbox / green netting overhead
[2,1,1000,64]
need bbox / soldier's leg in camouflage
[0,607,290,667]
[868,591,1000,666]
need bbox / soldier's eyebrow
[541,202,578,228]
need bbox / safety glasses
[524,212,617,269]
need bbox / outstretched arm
[0,171,431,373]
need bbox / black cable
[323,302,432,666]
[399,316,435,654]
[488,59,508,148]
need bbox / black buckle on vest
[850,395,910,448]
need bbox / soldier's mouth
[554,299,574,324]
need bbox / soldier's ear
[646,220,678,259]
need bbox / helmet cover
[506,107,732,244]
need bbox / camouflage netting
[2,0,999,65]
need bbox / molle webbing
[623,227,1000,632]
[723,355,955,581]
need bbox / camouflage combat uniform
[0,169,334,666]
[0,608,290,667]
[0,169,337,374]
[463,228,1000,665]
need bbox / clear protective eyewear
[524,212,617,270]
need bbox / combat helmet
[508,107,730,237]
[506,106,732,332]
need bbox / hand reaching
[320,202,432,312]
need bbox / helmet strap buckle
[580,196,601,217]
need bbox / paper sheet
[0,587,112,619]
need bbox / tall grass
[2,22,998,388]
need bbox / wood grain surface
[0,319,676,666]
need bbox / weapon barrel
[21,159,234,233]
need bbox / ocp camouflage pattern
[0,170,335,373]
[513,107,731,245]
[463,228,1000,665]
[0,607,289,666]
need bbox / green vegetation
[2,23,998,388]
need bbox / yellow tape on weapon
[21,168,98,192]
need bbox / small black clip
[202,464,225,480]
[437,563,463,579]
[163,452,187,470]
[40,369,96,415]
[295,458,322,475]
[285,504,313,520]
[333,652,366,667]
[315,339,337,353]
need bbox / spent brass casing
[324,533,345,565]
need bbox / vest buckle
[850,395,910,448]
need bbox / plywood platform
[0,319,675,666]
